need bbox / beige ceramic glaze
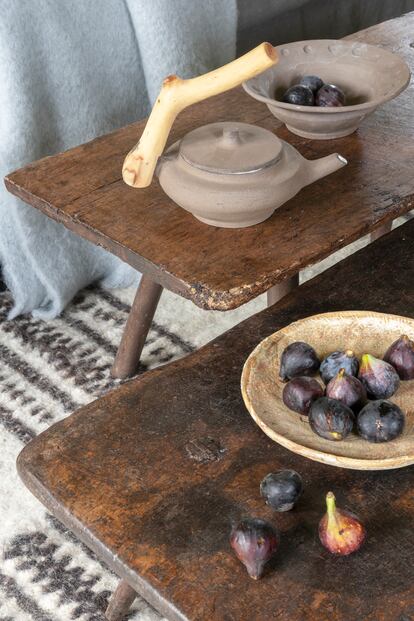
[157,121,347,228]
[241,311,414,470]
[243,40,411,139]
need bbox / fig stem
[326,491,337,519]
[338,368,345,379]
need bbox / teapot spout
[305,153,347,186]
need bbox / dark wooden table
[5,14,414,379]
[18,218,414,621]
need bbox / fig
[279,341,320,381]
[358,354,400,399]
[383,334,414,380]
[283,84,314,106]
[230,518,279,579]
[260,470,303,512]
[315,84,345,107]
[300,75,324,93]
[282,376,324,415]
[319,492,366,555]
[357,400,405,443]
[325,368,366,413]
[320,350,359,385]
[309,397,354,441]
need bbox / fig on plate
[260,470,303,512]
[230,518,279,579]
[283,84,314,106]
[279,341,320,381]
[282,376,324,415]
[357,400,405,443]
[319,492,366,555]
[383,334,414,380]
[320,350,359,385]
[309,397,354,441]
[358,354,400,399]
[300,75,324,93]
[326,368,366,413]
[315,84,345,107]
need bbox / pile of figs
[281,74,346,107]
[230,469,365,579]
[280,334,414,443]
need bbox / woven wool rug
[0,283,265,620]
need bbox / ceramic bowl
[241,311,414,470]
[243,40,410,139]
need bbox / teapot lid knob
[179,121,283,175]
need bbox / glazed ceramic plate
[241,311,414,470]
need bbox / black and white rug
[0,284,264,620]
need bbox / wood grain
[242,311,414,470]
[18,218,414,620]
[4,14,414,310]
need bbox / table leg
[111,275,163,379]
[267,274,299,307]
[105,580,137,621]
[371,221,392,242]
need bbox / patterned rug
[1,217,409,620]
[0,284,264,620]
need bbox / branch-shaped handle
[122,42,277,188]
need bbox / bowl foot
[285,124,358,140]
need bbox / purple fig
[315,84,345,107]
[357,400,405,443]
[319,492,366,555]
[279,341,320,381]
[309,397,354,441]
[230,518,279,579]
[383,334,414,380]
[282,376,324,415]
[320,350,359,385]
[326,368,366,413]
[358,354,400,399]
[283,84,314,106]
[300,75,324,93]
[260,470,303,512]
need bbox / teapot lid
[179,121,283,174]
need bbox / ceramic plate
[241,311,414,470]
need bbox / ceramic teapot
[122,43,347,228]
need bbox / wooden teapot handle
[122,42,277,188]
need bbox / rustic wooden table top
[5,15,414,310]
[18,217,414,621]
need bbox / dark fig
[319,492,366,555]
[300,75,324,93]
[315,84,345,107]
[326,368,366,413]
[282,376,324,415]
[357,400,405,443]
[320,350,359,385]
[230,518,279,579]
[260,470,303,512]
[383,334,414,380]
[358,354,400,399]
[309,397,354,441]
[279,341,320,381]
[283,84,314,106]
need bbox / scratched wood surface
[4,15,414,310]
[18,218,414,621]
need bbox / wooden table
[18,219,414,621]
[5,14,414,379]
